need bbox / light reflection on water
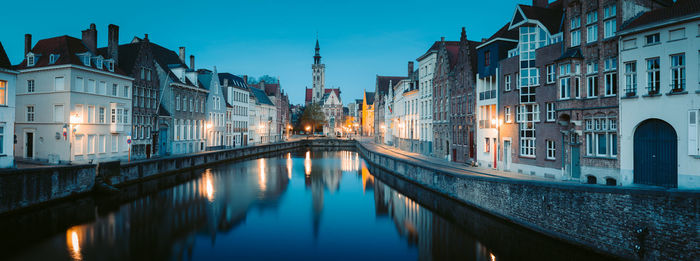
[3,149,609,261]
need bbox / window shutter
[689,110,699,155]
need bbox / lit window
[0,81,6,105]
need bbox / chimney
[408,61,414,78]
[108,24,119,66]
[440,36,445,42]
[144,34,149,40]
[81,23,98,54]
[24,34,32,55]
[179,47,186,63]
[533,0,547,7]
[243,75,248,84]
[189,55,195,69]
[223,78,229,86]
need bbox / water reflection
[4,150,611,261]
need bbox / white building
[0,42,17,167]
[475,72,499,169]
[219,73,250,147]
[321,89,342,135]
[617,3,700,189]
[417,44,438,156]
[249,86,276,144]
[15,28,133,164]
[388,77,420,152]
[199,68,226,150]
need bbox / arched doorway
[634,119,677,188]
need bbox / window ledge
[642,93,662,98]
[584,155,617,160]
[545,158,556,161]
[667,90,688,96]
[583,97,598,100]
[621,95,638,99]
[519,155,536,159]
[644,42,661,47]
[602,95,617,98]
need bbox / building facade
[199,68,226,150]
[153,46,208,155]
[104,30,160,159]
[0,41,17,167]
[417,43,439,156]
[15,25,133,164]
[374,76,406,143]
[432,39,459,161]
[451,28,479,164]
[249,86,277,144]
[219,73,250,147]
[617,1,699,189]
[362,90,375,136]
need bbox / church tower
[312,37,325,103]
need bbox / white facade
[227,87,249,147]
[384,79,419,151]
[0,66,17,167]
[16,65,133,164]
[476,71,499,168]
[417,49,436,154]
[618,18,700,189]
[322,90,342,135]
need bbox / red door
[452,149,457,162]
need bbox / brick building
[451,28,479,164]
[432,38,459,160]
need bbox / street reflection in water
[3,149,610,261]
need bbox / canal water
[1,149,612,261]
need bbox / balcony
[479,90,497,100]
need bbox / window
[55,77,65,91]
[27,54,35,66]
[546,102,556,122]
[111,108,116,123]
[670,54,685,92]
[504,106,512,123]
[98,81,106,95]
[140,68,145,80]
[603,5,617,38]
[586,10,598,24]
[646,58,661,94]
[560,77,570,99]
[571,30,581,46]
[604,57,617,71]
[111,135,118,152]
[99,107,105,123]
[0,81,5,106]
[75,135,84,155]
[584,76,597,98]
[146,69,151,81]
[176,95,180,111]
[597,133,607,156]
[645,33,660,45]
[610,133,618,157]
[27,80,35,93]
[49,54,58,64]
[587,25,598,43]
[26,106,35,122]
[485,138,490,153]
[107,61,114,72]
[99,135,106,153]
[87,79,95,93]
[574,77,581,98]
[571,16,580,29]
[88,135,96,154]
[87,106,95,123]
[0,126,4,154]
[484,51,490,67]
[96,58,103,69]
[622,38,637,50]
[587,62,598,74]
[669,28,686,41]
[546,140,555,160]
[505,75,511,91]
[81,55,90,66]
[585,117,617,157]
[123,86,129,97]
[54,105,64,122]
[624,62,637,96]
[546,65,555,83]
[605,73,617,96]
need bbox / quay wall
[356,142,699,261]
[0,139,355,215]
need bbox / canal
[1,149,613,260]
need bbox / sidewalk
[359,139,573,183]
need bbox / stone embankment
[0,139,354,215]
[356,141,698,261]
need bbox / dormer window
[49,54,59,64]
[27,53,36,67]
[95,58,103,69]
[106,60,114,72]
[80,54,90,66]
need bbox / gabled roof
[622,0,700,32]
[0,41,12,70]
[149,42,193,87]
[478,23,519,49]
[325,88,340,97]
[443,41,460,68]
[158,104,171,116]
[509,1,564,35]
[218,73,249,91]
[417,41,455,61]
[250,87,275,106]
[14,35,127,75]
[375,76,406,96]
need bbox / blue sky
[1,0,529,105]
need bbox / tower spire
[314,34,321,64]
